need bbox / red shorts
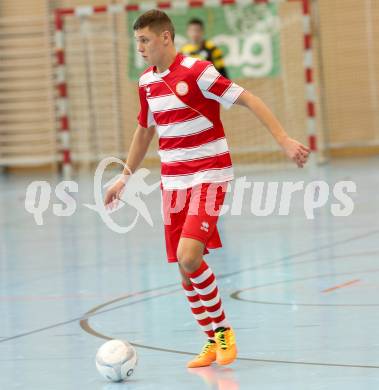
[162,182,228,263]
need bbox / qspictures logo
[24,158,357,234]
[24,157,160,234]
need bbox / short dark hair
[133,9,175,41]
[187,18,204,29]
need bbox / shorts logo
[200,221,209,232]
[176,81,189,96]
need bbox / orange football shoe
[215,328,237,366]
[187,340,217,368]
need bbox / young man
[104,10,310,368]
[180,18,229,78]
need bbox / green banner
[127,4,280,81]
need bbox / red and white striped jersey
[137,53,244,189]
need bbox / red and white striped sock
[187,260,230,330]
[182,282,215,339]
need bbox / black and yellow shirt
[180,40,229,79]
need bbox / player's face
[135,27,168,66]
[187,24,204,45]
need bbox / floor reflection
[188,366,240,390]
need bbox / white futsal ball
[96,339,137,382]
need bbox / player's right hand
[104,178,127,210]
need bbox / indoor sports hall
[1,1,378,389]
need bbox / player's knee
[177,248,200,274]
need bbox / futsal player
[104,10,310,368]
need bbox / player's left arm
[235,90,310,168]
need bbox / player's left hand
[280,137,310,168]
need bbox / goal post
[54,0,319,178]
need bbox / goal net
[56,0,319,174]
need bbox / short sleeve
[137,85,156,128]
[196,64,244,109]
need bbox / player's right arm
[104,124,155,207]
[122,124,155,175]
[104,73,156,208]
